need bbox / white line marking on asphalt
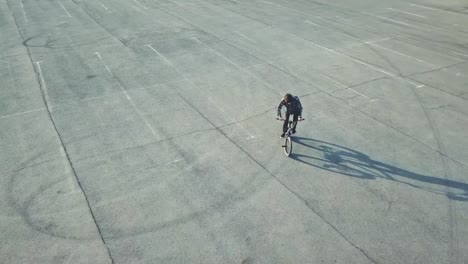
[266,23,423,88]
[191,38,233,64]
[130,5,147,14]
[191,37,239,68]
[335,16,352,22]
[207,97,235,121]
[235,123,255,140]
[100,3,112,13]
[316,16,392,44]
[387,8,427,18]
[410,4,437,11]
[0,108,46,120]
[20,1,28,23]
[452,51,468,57]
[133,0,149,9]
[234,31,259,44]
[417,85,425,88]
[94,51,159,137]
[320,74,372,100]
[345,37,395,50]
[319,73,346,88]
[305,20,322,27]
[60,189,81,197]
[58,1,72,18]
[399,36,468,58]
[306,39,336,53]
[94,52,113,76]
[260,0,281,8]
[33,61,52,111]
[333,16,400,44]
[362,12,429,31]
[365,37,392,44]
[352,58,397,77]
[94,52,112,76]
[169,0,182,6]
[342,33,430,70]
[366,42,436,67]
[123,90,158,136]
[145,44,172,64]
[165,159,183,166]
[348,88,371,99]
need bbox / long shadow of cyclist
[290,137,468,201]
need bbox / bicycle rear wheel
[283,136,292,156]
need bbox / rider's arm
[277,100,286,118]
[295,97,303,119]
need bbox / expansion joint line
[5,1,114,263]
[31,68,116,264]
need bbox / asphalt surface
[1,0,468,263]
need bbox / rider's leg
[291,113,299,132]
[283,112,290,133]
[281,113,290,137]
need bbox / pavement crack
[219,107,275,128]
[5,1,115,263]
[70,0,129,48]
[345,76,389,90]
[396,36,468,62]
[72,126,214,162]
[408,77,468,101]
[405,61,466,78]
[303,201,379,264]
[0,157,61,176]
[424,105,452,110]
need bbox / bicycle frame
[277,118,304,157]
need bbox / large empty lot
[1,0,468,263]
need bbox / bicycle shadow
[290,137,468,201]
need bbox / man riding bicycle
[277,93,303,138]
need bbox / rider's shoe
[291,129,296,134]
[280,132,286,138]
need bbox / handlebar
[276,117,304,121]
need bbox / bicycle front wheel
[283,136,292,156]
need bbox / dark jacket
[277,96,302,117]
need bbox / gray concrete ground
[1,0,468,263]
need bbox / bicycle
[277,117,304,157]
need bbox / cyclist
[277,93,303,138]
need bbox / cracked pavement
[1,0,468,263]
